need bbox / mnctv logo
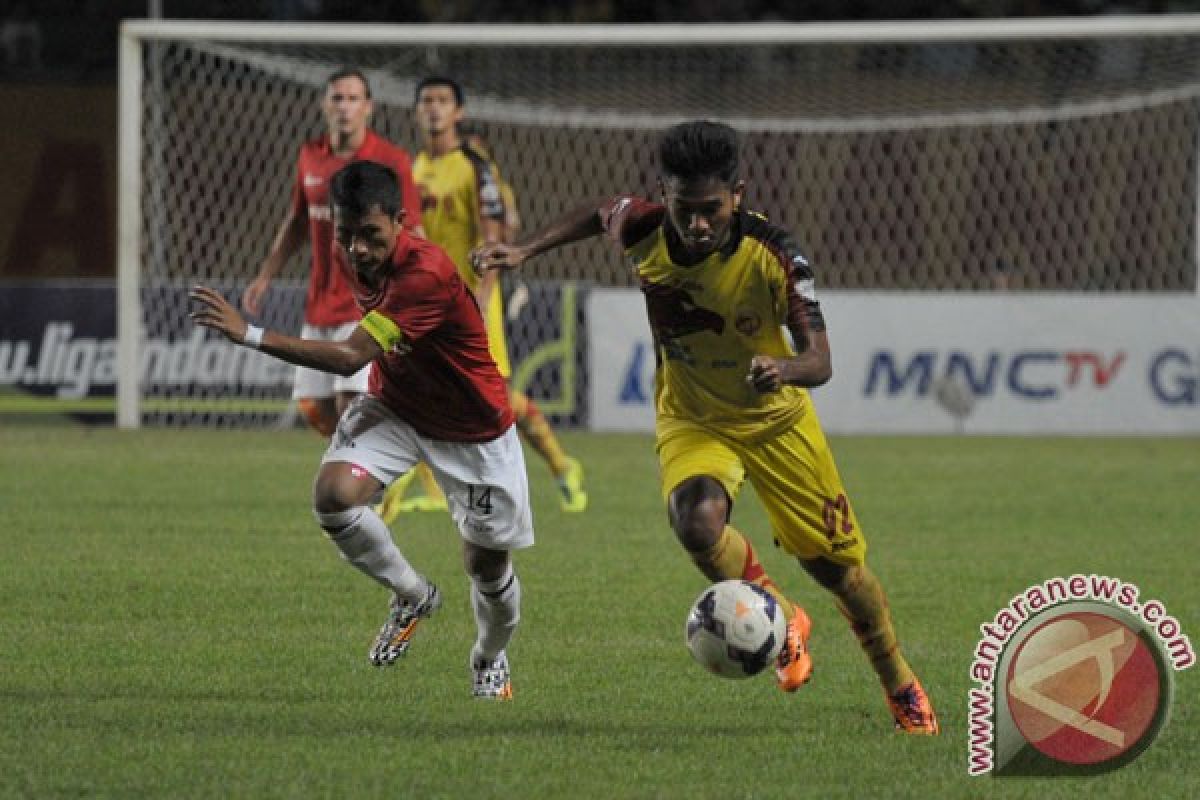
[968,577,1192,777]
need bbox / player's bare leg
[313,460,439,665]
[464,541,519,700]
[669,476,812,691]
[801,558,939,734]
[511,389,587,512]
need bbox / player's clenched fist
[470,243,528,276]
[746,355,784,393]
[190,285,252,345]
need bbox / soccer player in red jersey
[473,120,939,731]
[243,68,424,438]
[192,161,530,699]
[377,77,587,518]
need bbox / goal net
[118,19,1200,427]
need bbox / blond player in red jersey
[473,120,939,733]
[192,161,532,699]
[243,68,424,438]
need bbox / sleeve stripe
[746,220,827,337]
[464,146,506,221]
[361,311,404,352]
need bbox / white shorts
[291,321,371,398]
[322,396,534,551]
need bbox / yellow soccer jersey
[413,143,510,375]
[601,195,827,442]
[412,144,506,291]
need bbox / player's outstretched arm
[190,285,381,377]
[471,201,607,275]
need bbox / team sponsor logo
[1148,348,1200,405]
[618,341,650,406]
[0,322,292,399]
[303,174,323,188]
[865,347,1200,413]
[865,349,1125,401]
[968,576,1192,777]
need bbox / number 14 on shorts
[468,485,495,514]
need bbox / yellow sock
[691,525,798,620]
[414,462,445,503]
[831,566,915,694]
[511,390,569,476]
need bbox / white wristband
[244,324,265,349]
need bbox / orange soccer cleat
[774,606,814,692]
[887,678,940,735]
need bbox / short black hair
[330,161,401,218]
[658,120,740,185]
[415,75,464,106]
[326,67,372,98]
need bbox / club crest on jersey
[794,277,816,301]
[734,307,763,336]
[304,174,323,187]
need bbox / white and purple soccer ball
[685,580,786,679]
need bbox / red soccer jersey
[290,130,423,326]
[340,232,514,442]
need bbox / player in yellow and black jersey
[375,76,587,518]
[473,120,939,735]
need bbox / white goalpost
[117,17,1200,428]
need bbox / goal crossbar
[121,16,1200,46]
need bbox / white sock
[315,506,425,603]
[469,564,521,664]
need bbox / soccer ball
[685,580,786,679]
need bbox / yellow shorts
[656,408,866,566]
[484,288,511,378]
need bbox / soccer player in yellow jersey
[473,120,939,734]
[379,76,587,518]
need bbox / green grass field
[1,428,1197,799]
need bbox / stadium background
[4,2,1200,433]
[0,0,1193,289]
